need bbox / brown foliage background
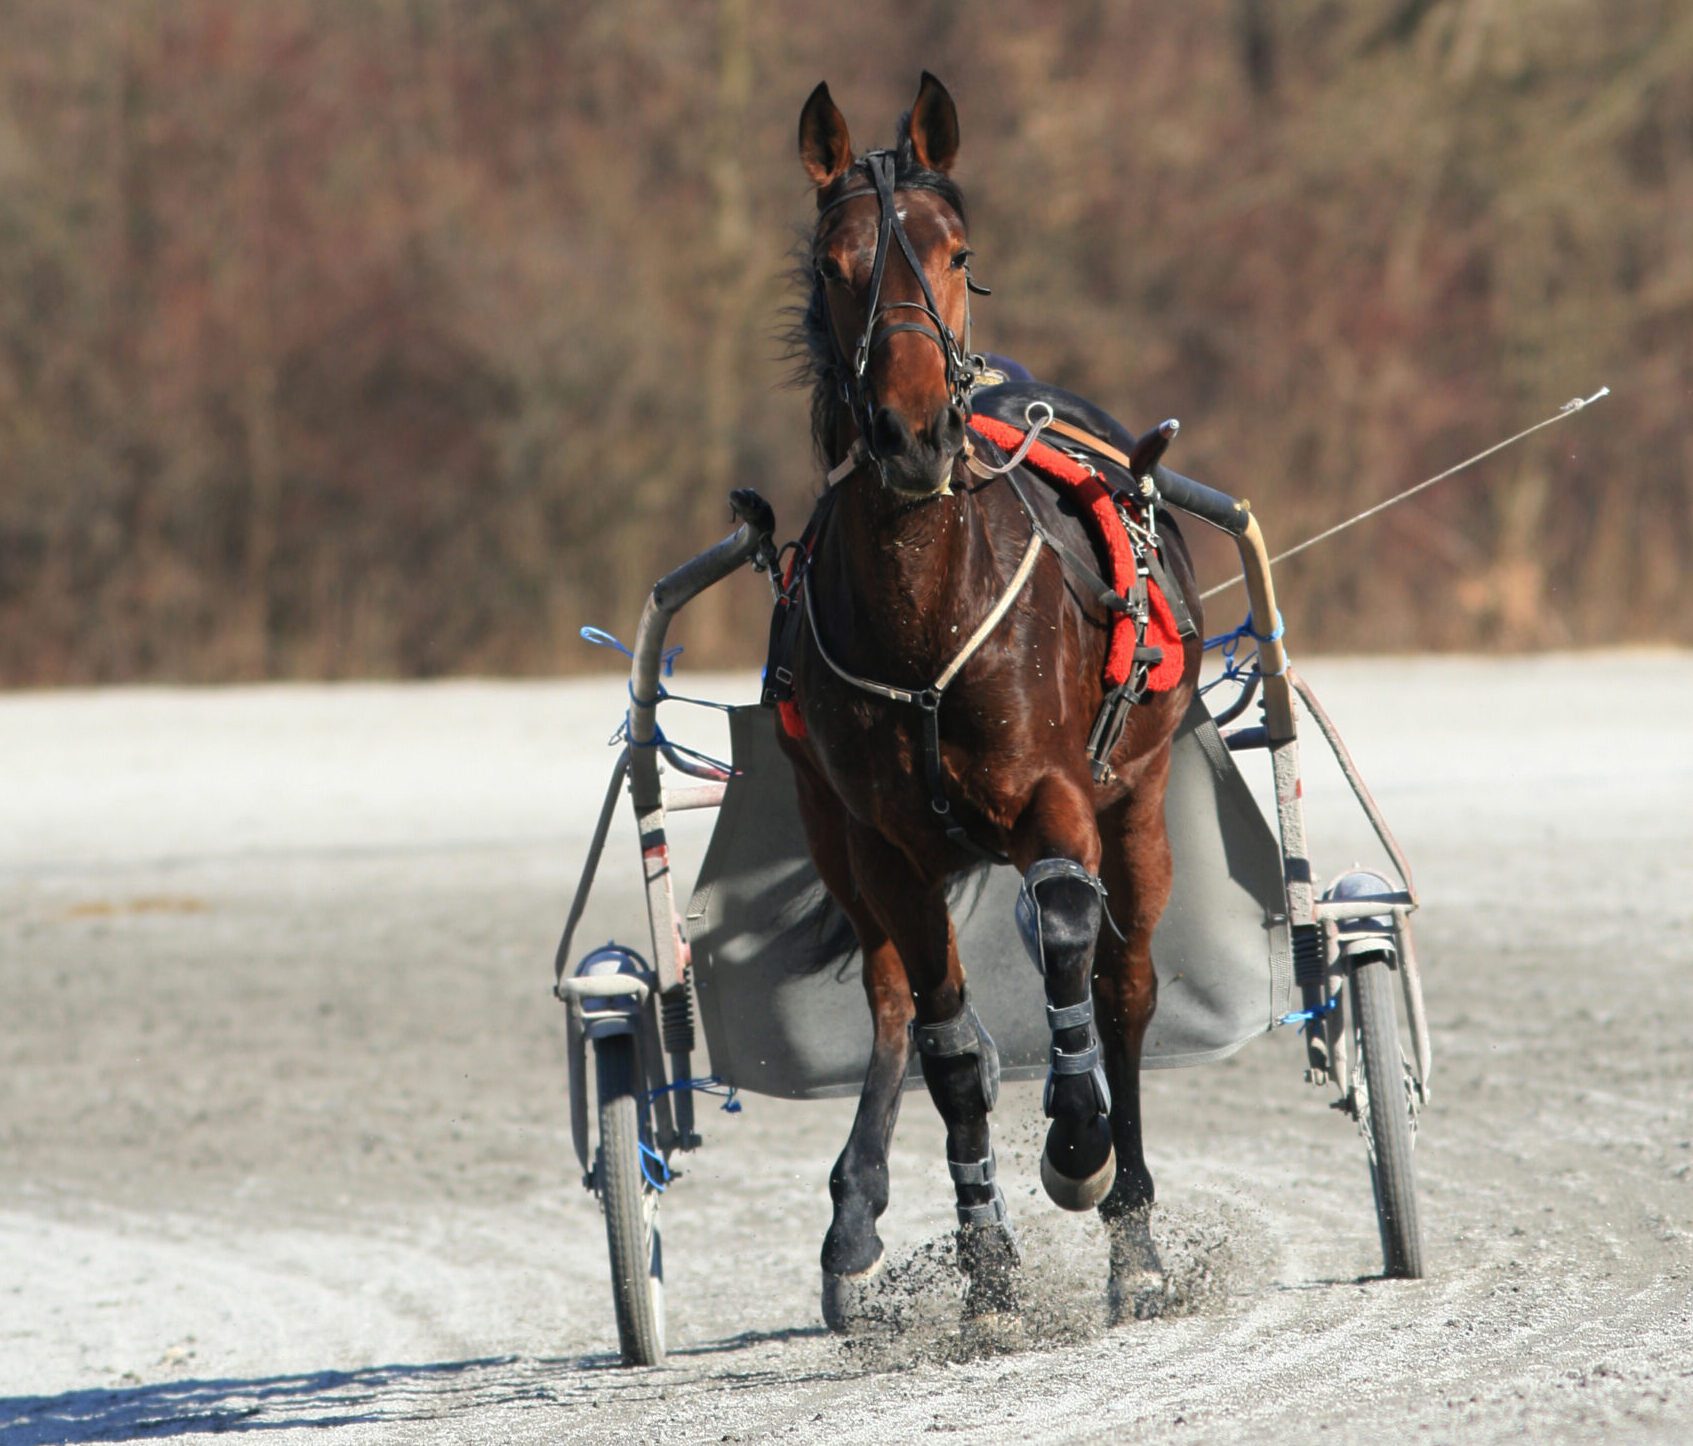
[1,0,1688,684]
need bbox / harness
[767,153,1193,857]
[765,416,1189,859]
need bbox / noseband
[816,150,988,477]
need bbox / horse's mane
[783,113,969,468]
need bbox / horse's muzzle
[871,403,966,497]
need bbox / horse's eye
[817,256,845,283]
[951,248,974,270]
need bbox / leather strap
[956,1187,1010,1228]
[947,1154,997,1187]
[1045,999,1094,1032]
[799,526,1039,863]
[1046,415,1136,471]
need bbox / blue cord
[1199,609,1285,700]
[637,1140,673,1193]
[580,625,683,677]
[630,1079,745,1192]
[612,717,734,777]
[584,622,736,765]
[1203,608,1284,653]
[648,1075,743,1114]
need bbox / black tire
[1349,955,1425,1279]
[594,1034,666,1365]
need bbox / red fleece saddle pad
[967,413,1184,694]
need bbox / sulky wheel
[1348,954,1425,1278]
[593,1034,667,1364]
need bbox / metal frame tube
[554,493,775,1167]
[626,515,772,997]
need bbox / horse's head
[799,74,981,499]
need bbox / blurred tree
[0,0,1686,684]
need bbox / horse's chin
[879,452,960,501]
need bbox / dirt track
[4,656,1691,1444]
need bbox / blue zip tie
[637,1139,673,1193]
[1279,995,1339,1030]
[648,1075,743,1114]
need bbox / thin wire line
[1200,386,1611,602]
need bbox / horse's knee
[1016,858,1104,979]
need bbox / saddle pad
[967,412,1185,693]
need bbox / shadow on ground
[2,1331,846,1443]
[1,1358,514,1443]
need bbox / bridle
[814,149,989,481]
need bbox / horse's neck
[818,473,991,685]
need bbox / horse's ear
[907,72,959,174]
[798,82,854,189]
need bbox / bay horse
[775,74,1203,1326]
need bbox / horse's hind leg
[847,822,1017,1318]
[789,756,914,1329]
[1093,753,1176,1322]
[1011,779,1116,1211]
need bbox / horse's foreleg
[1011,778,1115,1211]
[847,821,1017,1317]
[1094,751,1175,1322]
[820,937,912,1328]
[789,753,914,1329]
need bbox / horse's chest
[806,675,1032,841]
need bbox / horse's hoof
[821,1252,885,1333]
[961,1255,1020,1321]
[961,1306,1026,1352]
[1107,1267,1166,1325]
[1041,1144,1116,1211]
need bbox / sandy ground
[3,655,1691,1444]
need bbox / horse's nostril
[938,404,966,451]
[871,407,911,457]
